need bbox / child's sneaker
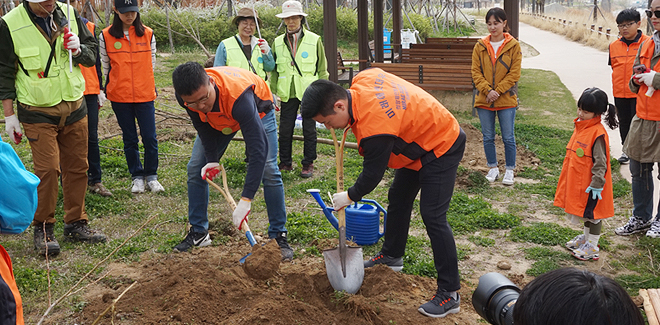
[565,234,586,251]
[572,242,599,261]
[614,216,653,236]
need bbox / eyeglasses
[617,22,636,29]
[185,84,211,108]
[646,10,660,18]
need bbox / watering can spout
[307,189,339,230]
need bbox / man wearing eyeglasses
[615,0,660,239]
[171,62,292,260]
[608,8,649,165]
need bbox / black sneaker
[34,223,60,256]
[63,220,107,243]
[364,251,403,272]
[618,153,630,165]
[173,230,211,253]
[418,291,461,318]
[274,232,294,261]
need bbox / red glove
[62,27,81,56]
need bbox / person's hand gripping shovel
[323,128,364,294]
[204,164,256,264]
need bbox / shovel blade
[323,246,364,294]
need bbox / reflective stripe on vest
[81,21,100,95]
[610,34,649,98]
[636,39,660,121]
[102,25,156,103]
[4,2,85,107]
[273,30,320,102]
[348,68,461,171]
[554,117,614,219]
[223,35,267,80]
[188,66,271,133]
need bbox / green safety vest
[223,35,267,81]
[4,2,84,107]
[273,29,320,102]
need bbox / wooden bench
[370,62,473,91]
[337,51,354,86]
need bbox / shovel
[205,165,256,264]
[323,128,364,294]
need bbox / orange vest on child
[348,68,461,171]
[0,245,23,325]
[102,25,156,103]
[187,66,271,133]
[609,33,650,98]
[554,117,614,219]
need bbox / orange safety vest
[554,117,614,220]
[187,66,271,134]
[635,39,660,121]
[0,245,24,325]
[610,33,650,98]
[102,25,156,103]
[348,68,461,171]
[81,21,100,96]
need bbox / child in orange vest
[100,0,163,194]
[554,88,618,261]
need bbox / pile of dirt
[242,239,281,280]
[460,123,540,173]
[75,245,482,324]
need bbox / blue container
[307,189,387,246]
[383,28,392,55]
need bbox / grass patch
[510,222,579,246]
[468,235,495,247]
[447,192,520,235]
[522,246,573,277]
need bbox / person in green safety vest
[271,0,328,178]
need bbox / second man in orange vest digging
[301,69,465,318]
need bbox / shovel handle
[205,170,255,246]
[331,129,348,228]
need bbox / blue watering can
[307,189,387,246]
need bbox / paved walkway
[518,22,659,216]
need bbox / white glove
[233,198,251,230]
[332,191,353,211]
[98,90,106,107]
[201,162,220,180]
[4,114,22,144]
[637,70,657,88]
[63,27,81,56]
[257,39,270,54]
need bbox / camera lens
[472,272,521,325]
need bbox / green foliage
[616,274,660,295]
[14,266,60,295]
[522,246,572,277]
[402,235,437,277]
[612,179,631,199]
[468,235,495,247]
[510,222,580,246]
[447,192,520,235]
[286,212,338,244]
[515,124,572,171]
[458,167,491,194]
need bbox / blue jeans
[630,159,660,222]
[476,107,517,169]
[187,110,287,237]
[85,94,102,184]
[111,101,159,181]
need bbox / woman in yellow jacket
[471,7,522,185]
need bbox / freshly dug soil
[242,239,281,280]
[75,245,482,324]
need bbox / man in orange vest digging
[171,62,292,260]
[301,68,466,318]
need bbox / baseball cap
[115,0,139,13]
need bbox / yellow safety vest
[223,35,267,80]
[273,29,320,102]
[3,2,85,107]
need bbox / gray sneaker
[364,251,403,272]
[418,291,461,318]
[614,216,653,236]
[565,234,586,251]
[646,220,660,238]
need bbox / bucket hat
[275,0,307,18]
[115,0,139,14]
[232,7,262,26]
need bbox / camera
[472,272,521,325]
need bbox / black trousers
[614,97,636,145]
[382,129,466,292]
[278,98,317,166]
